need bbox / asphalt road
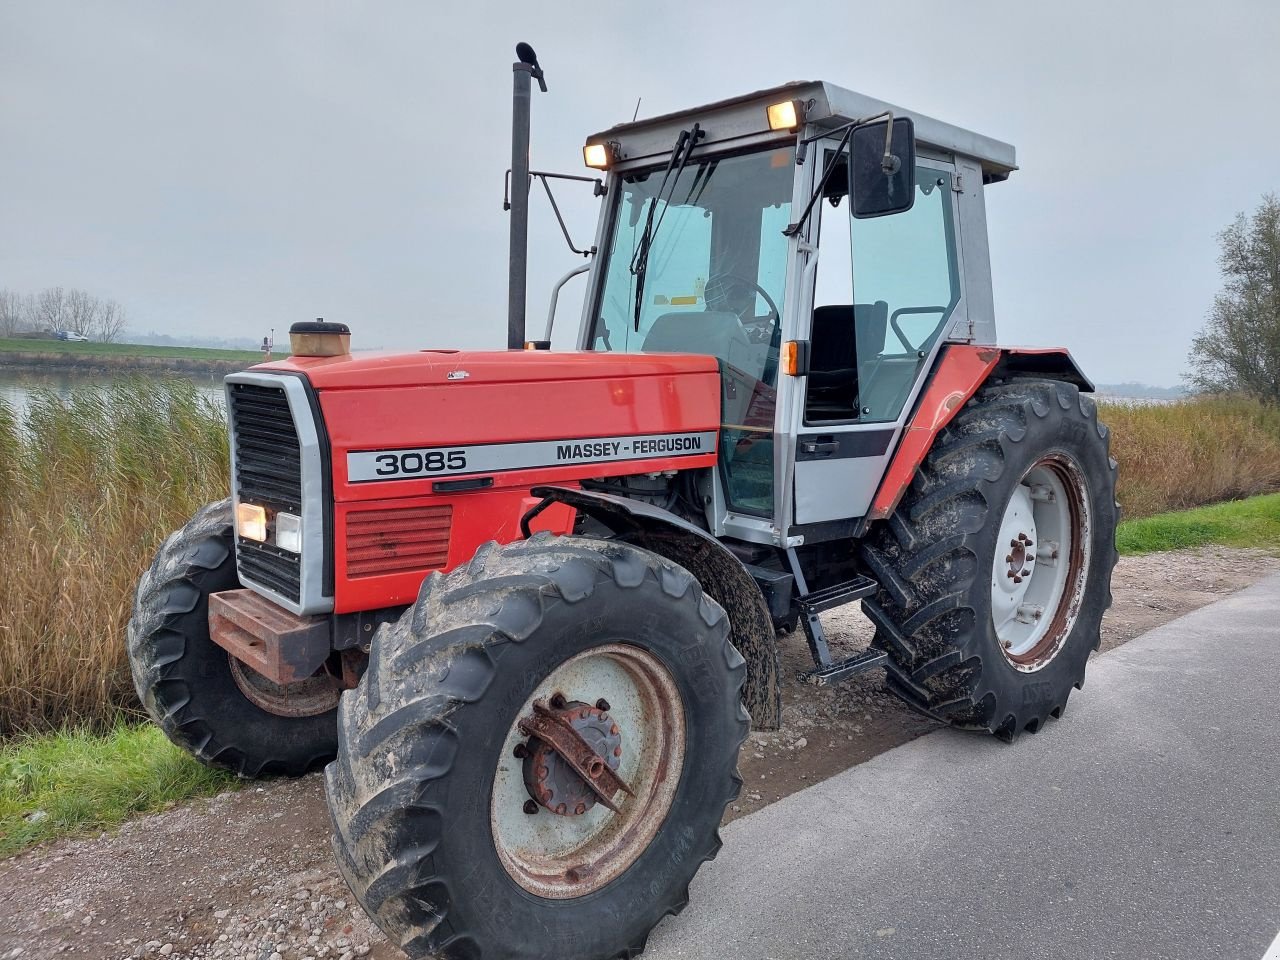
[645,575,1280,960]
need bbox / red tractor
[128,46,1117,960]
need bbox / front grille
[228,381,303,603]
[236,541,301,603]
[346,505,452,579]
[228,383,302,511]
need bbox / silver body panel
[224,371,333,616]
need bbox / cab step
[804,648,889,686]
[797,576,878,615]
[781,554,886,686]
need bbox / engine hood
[251,349,718,389]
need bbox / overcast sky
[3,1,1278,385]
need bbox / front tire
[861,379,1118,740]
[126,499,339,776]
[324,535,748,960]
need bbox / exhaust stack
[507,42,547,350]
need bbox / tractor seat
[806,301,888,420]
[641,310,756,374]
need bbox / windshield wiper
[629,123,705,330]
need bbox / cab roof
[587,80,1017,183]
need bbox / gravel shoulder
[1,544,1274,960]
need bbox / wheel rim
[490,643,686,899]
[990,455,1092,672]
[227,655,341,717]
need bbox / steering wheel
[703,273,781,344]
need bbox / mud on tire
[861,379,1119,740]
[324,534,749,960]
[127,499,338,776]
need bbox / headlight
[235,502,267,542]
[275,511,302,554]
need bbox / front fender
[527,485,781,731]
[864,345,1095,526]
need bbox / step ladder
[786,551,887,685]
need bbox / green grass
[1116,492,1280,555]
[0,336,261,362]
[0,723,235,857]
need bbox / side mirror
[848,117,916,219]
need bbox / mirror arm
[879,112,899,174]
[784,110,896,237]
[783,123,856,238]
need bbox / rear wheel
[126,499,339,776]
[324,535,748,960]
[860,379,1118,739]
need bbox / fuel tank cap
[289,318,350,357]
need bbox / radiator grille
[346,505,452,579]
[228,382,302,511]
[228,381,302,603]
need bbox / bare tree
[34,286,69,333]
[95,299,127,342]
[0,289,26,337]
[1187,193,1280,402]
[64,288,100,338]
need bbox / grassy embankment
[0,388,1278,854]
[0,336,261,362]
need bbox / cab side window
[806,163,961,424]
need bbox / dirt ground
[1,545,1274,960]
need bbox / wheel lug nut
[549,692,567,710]
[1013,575,1023,584]
[513,743,529,760]
[575,803,587,815]
[1005,554,1014,563]
[595,698,610,712]
[523,799,539,815]
[1010,539,1020,548]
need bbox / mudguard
[864,345,1093,525]
[527,485,782,731]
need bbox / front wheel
[324,535,748,960]
[126,499,339,776]
[861,379,1118,739]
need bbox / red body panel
[255,350,722,614]
[865,345,1082,523]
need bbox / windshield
[590,146,795,388]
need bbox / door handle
[801,439,839,456]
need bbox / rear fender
[863,345,1093,525]
[527,485,781,731]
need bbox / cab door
[790,151,965,528]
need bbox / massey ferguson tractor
[128,45,1117,960]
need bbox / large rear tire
[127,499,339,776]
[324,534,748,960]
[861,379,1118,740]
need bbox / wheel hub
[990,459,1089,671]
[490,643,686,899]
[520,696,625,816]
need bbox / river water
[0,368,226,422]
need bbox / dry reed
[1102,395,1280,519]
[0,380,227,735]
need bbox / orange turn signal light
[782,341,799,376]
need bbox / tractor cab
[574,83,1017,544]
